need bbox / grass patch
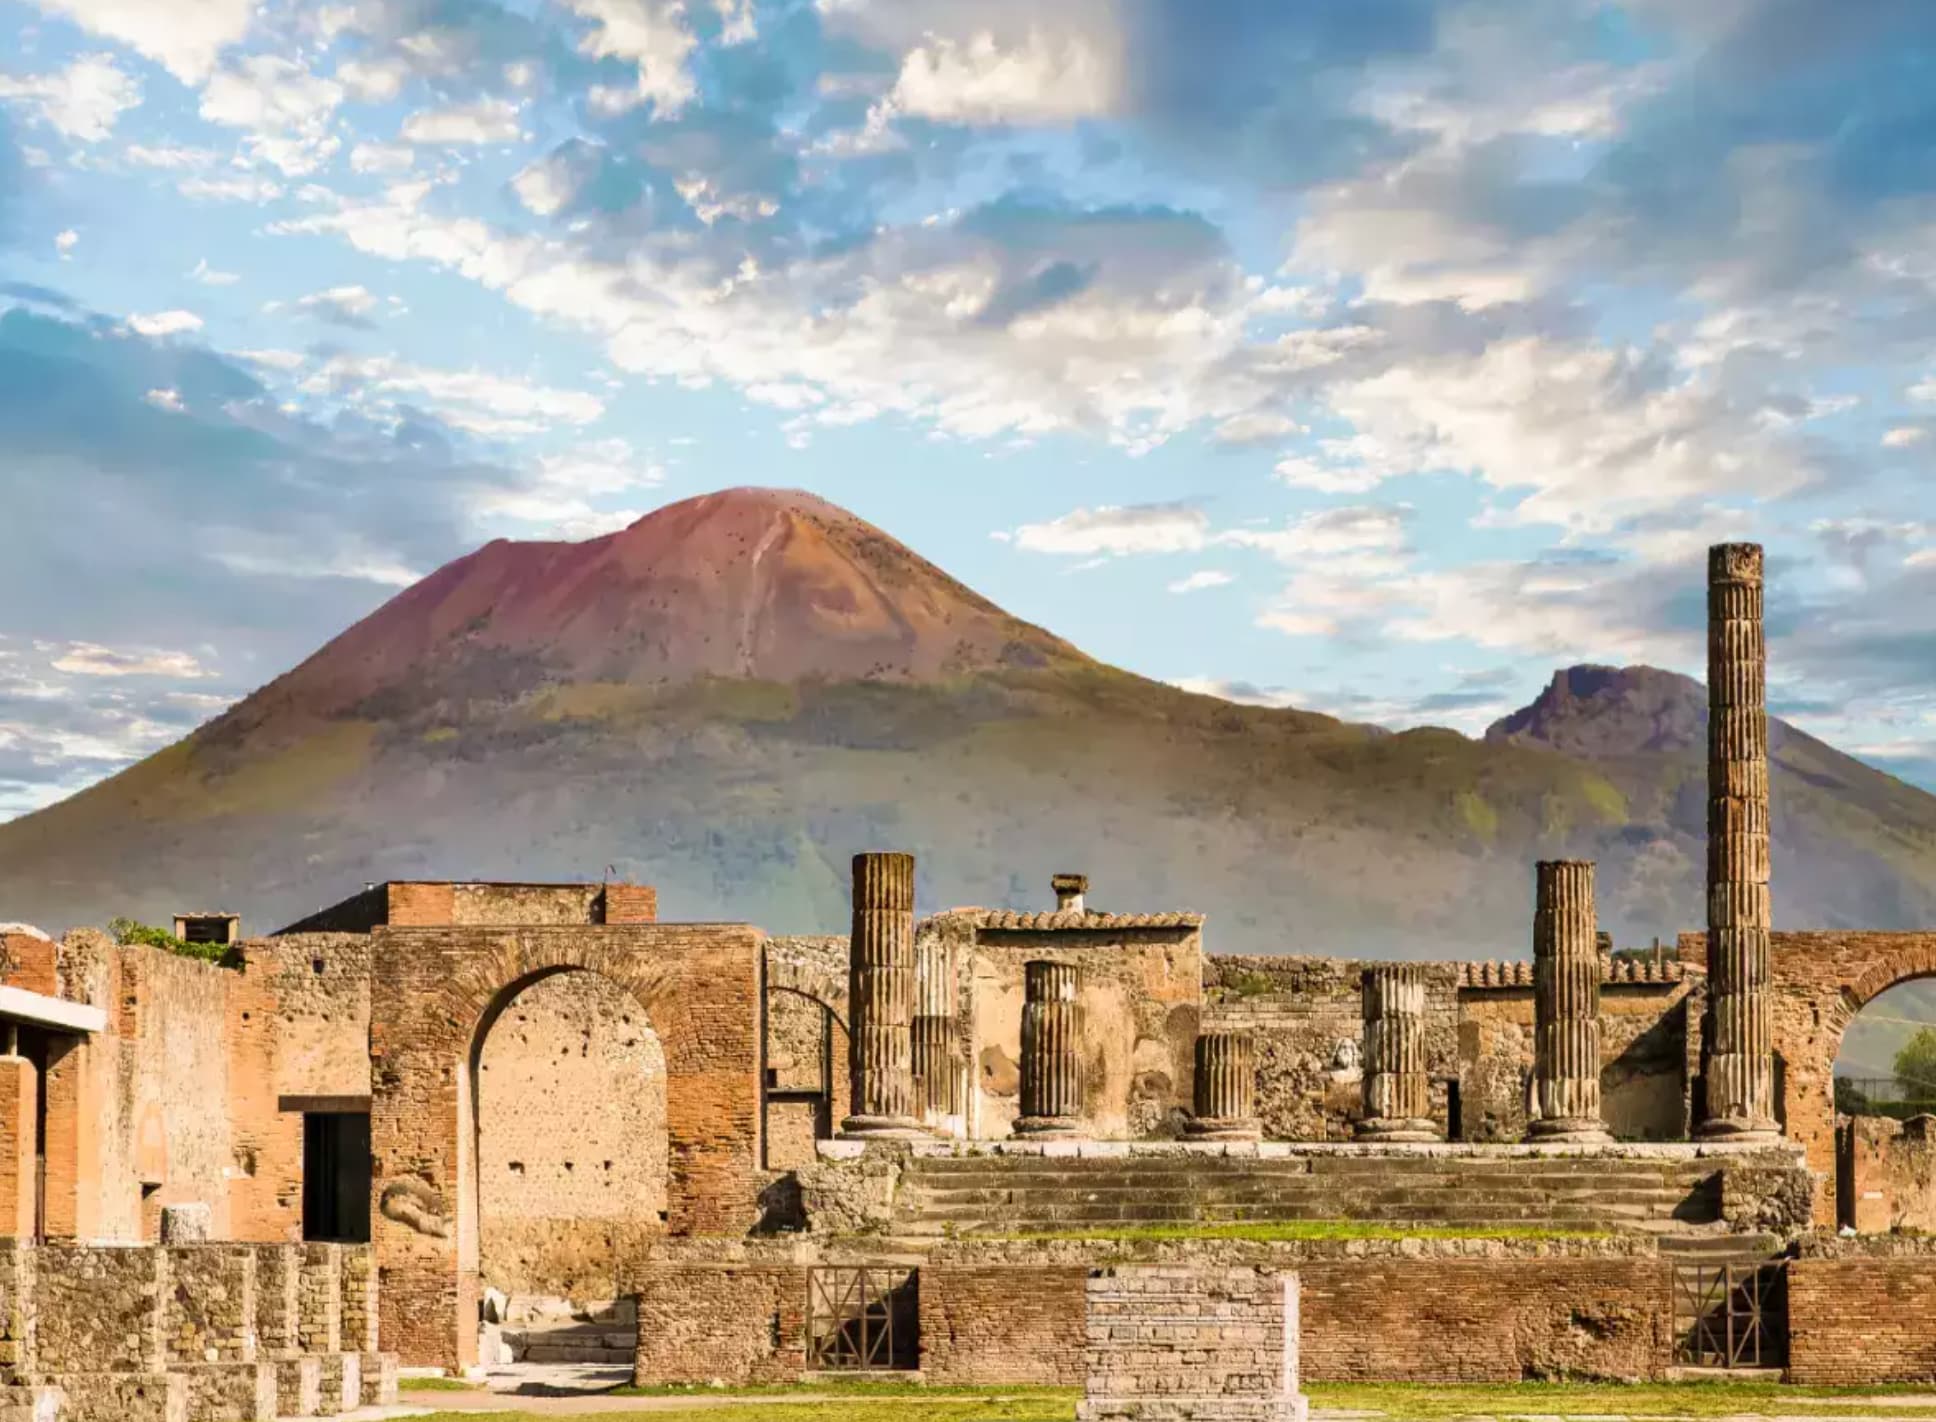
[409,1399,1068,1422]
[985,1220,1609,1244]
[1309,1381,1936,1419]
[397,1377,475,1392]
[610,1383,1072,1400]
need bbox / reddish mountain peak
[1486,664,1706,756]
[238,487,1085,722]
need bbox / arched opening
[1829,975,1936,1232]
[464,967,667,1367]
[763,986,849,1171]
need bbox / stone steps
[502,1321,636,1366]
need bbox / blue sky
[2,0,1935,818]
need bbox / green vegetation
[986,1221,1608,1244]
[107,917,240,969]
[1455,789,1499,841]
[1894,1027,1936,1099]
[397,1377,476,1392]
[1217,970,1280,999]
[611,1382,1073,1400]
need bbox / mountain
[2,488,1935,957]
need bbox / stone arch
[764,947,850,1031]
[762,946,852,1167]
[370,922,762,1371]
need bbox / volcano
[2,487,1934,954]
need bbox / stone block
[178,1362,276,1422]
[36,1373,185,1422]
[0,1385,61,1422]
[158,1204,211,1244]
[315,1352,360,1415]
[358,1352,399,1407]
[273,1355,321,1417]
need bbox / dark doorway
[303,1112,371,1243]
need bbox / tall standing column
[1187,1030,1261,1141]
[840,851,926,1139]
[1529,860,1612,1143]
[1700,542,1781,1141]
[1357,964,1439,1142]
[1015,960,1084,1137]
[912,932,960,1127]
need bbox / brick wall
[602,884,659,924]
[632,1265,804,1385]
[1,932,58,996]
[1790,1244,1936,1384]
[919,1265,1086,1385]
[1842,1116,1936,1232]
[369,922,762,1370]
[1076,1267,1300,1419]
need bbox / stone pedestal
[1357,964,1438,1142]
[1529,860,1612,1143]
[840,851,926,1139]
[1188,1031,1261,1141]
[1015,961,1084,1137]
[1076,1267,1308,1422]
[1699,543,1780,1142]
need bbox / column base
[1185,1116,1262,1142]
[1355,1117,1440,1143]
[1694,1115,1783,1144]
[1528,1118,1613,1144]
[837,1114,930,1141]
[1013,1115,1082,1138]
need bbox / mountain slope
[2,491,1934,955]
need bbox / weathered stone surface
[842,853,924,1138]
[1529,861,1610,1143]
[1017,961,1084,1137]
[157,1204,211,1245]
[1357,966,1438,1142]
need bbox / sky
[1,0,1935,820]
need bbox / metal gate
[1672,1262,1786,1369]
[805,1266,918,1370]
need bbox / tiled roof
[1455,957,1686,989]
[955,908,1205,931]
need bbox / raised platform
[822,1138,1809,1237]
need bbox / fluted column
[1187,1030,1261,1141]
[1699,542,1781,1141]
[912,931,959,1125]
[1015,960,1084,1137]
[1357,964,1439,1142]
[1530,860,1612,1143]
[840,851,926,1139]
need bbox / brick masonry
[1788,1239,1936,1384]
[1076,1267,1306,1422]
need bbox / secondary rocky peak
[1485,664,1707,756]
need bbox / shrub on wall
[107,917,242,969]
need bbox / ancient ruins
[0,541,1934,1405]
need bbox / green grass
[984,1220,1609,1243]
[398,1376,477,1392]
[1309,1381,1936,1419]
[610,1383,1071,1400]
[408,1399,1066,1422]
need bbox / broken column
[1700,541,1781,1141]
[840,851,925,1139]
[1015,960,1084,1137]
[1529,860,1612,1143]
[1188,1030,1261,1141]
[912,931,959,1126]
[1357,964,1439,1142]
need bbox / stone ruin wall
[965,926,1201,1139]
[1841,1115,1936,1233]
[763,935,850,1171]
[476,968,668,1303]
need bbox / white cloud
[125,309,204,337]
[1008,503,1208,557]
[1223,505,1412,564]
[1168,570,1233,594]
[124,142,220,168]
[54,229,78,257]
[334,56,410,103]
[1911,375,1936,404]
[199,55,344,176]
[1883,426,1928,449]
[564,0,700,115]
[50,643,208,678]
[27,0,254,84]
[187,257,239,286]
[178,174,284,202]
[0,54,141,143]
[889,28,1119,124]
[302,353,605,436]
[287,284,381,324]
[1212,411,1305,446]
[348,141,414,174]
[233,349,310,372]
[400,97,523,145]
[473,438,665,537]
[511,152,580,216]
[143,387,185,412]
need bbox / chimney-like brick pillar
[912,932,959,1123]
[1529,860,1612,1143]
[839,852,926,1139]
[1357,964,1439,1141]
[1699,542,1781,1141]
[1187,1030,1261,1141]
[1015,960,1084,1136]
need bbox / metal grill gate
[1672,1262,1786,1369]
[805,1266,918,1370]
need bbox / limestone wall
[476,969,668,1300]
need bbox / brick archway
[1760,930,1936,1226]
[370,923,762,1370]
[765,957,849,1032]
